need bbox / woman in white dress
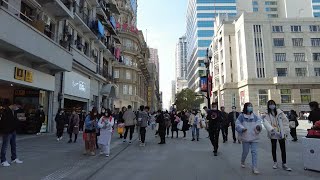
[98,109,114,157]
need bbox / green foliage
[174,88,204,111]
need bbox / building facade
[171,80,176,104]
[175,36,187,80]
[147,48,160,112]
[210,13,320,114]
[186,0,237,92]
[0,0,120,133]
[149,48,159,73]
[113,0,150,111]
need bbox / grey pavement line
[40,135,138,180]
[0,133,55,143]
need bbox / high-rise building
[210,12,320,113]
[149,48,159,73]
[313,0,320,17]
[186,0,237,92]
[147,48,160,112]
[171,80,176,104]
[175,36,187,80]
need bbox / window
[253,8,258,12]
[280,89,291,103]
[198,40,211,47]
[197,21,214,27]
[265,1,277,5]
[291,26,302,32]
[114,70,119,78]
[273,38,285,46]
[265,7,277,11]
[126,70,131,80]
[272,26,283,32]
[268,14,278,18]
[309,25,320,32]
[315,68,320,76]
[258,89,268,106]
[295,68,307,76]
[128,85,133,95]
[275,53,286,61]
[311,38,320,46]
[300,89,311,103]
[292,38,303,46]
[312,53,320,61]
[252,1,258,5]
[198,30,214,37]
[294,53,305,62]
[277,68,287,76]
[123,85,128,95]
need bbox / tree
[174,88,204,111]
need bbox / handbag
[289,121,296,128]
[117,127,124,134]
[177,121,183,130]
[200,120,206,129]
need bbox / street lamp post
[205,48,213,109]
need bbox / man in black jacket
[0,101,23,167]
[35,105,46,135]
[220,106,229,143]
[207,102,223,156]
[228,106,240,143]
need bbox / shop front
[63,71,91,118]
[0,57,55,134]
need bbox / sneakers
[213,152,218,156]
[252,168,260,174]
[57,138,60,141]
[12,159,23,164]
[282,164,292,171]
[273,162,278,169]
[90,152,96,156]
[99,152,105,155]
[140,143,145,147]
[36,132,41,136]
[105,154,109,157]
[123,140,127,143]
[241,162,246,168]
[191,138,195,141]
[1,161,10,167]
[129,141,132,144]
[59,137,63,140]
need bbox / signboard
[14,67,33,83]
[64,72,90,99]
[14,89,39,97]
[200,76,207,92]
[25,70,33,83]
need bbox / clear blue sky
[137,0,188,109]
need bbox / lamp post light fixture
[205,47,213,109]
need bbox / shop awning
[100,84,117,98]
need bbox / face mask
[72,111,76,115]
[232,109,236,112]
[105,113,108,116]
[247,107,253,113]
[269,105,276,110]
[94,113,97,116]
[213,107,217,110]
[61,111,64,114]
[101,110,105,113]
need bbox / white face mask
[213,107,217,110]
[101,110,105,113]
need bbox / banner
[200,76,207,92]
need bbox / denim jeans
[241,142,258,169]
[192,125,199,139]
[1,131,17,163]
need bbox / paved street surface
[0,120,319,180]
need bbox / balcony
[73,4,97,40]
[97,66,115,82]
[72,46,96,72]
[0,3,72,71]
[122,46,138,55]
[106,0,120,15]
[38,0,74,19]
[87,0,99,6]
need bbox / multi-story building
[147,48,160,112]
[186,0,237,92]
[113,0,150,110]
[210,12,320,114]
[0,0,120,133]
[149,48,159,73]
[238,0,313,18]
[171,80,176,104]
[176,36,187,80]
[313,0,320,17]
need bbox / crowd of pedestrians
[1,98,320,177]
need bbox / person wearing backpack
[137,106,150,147]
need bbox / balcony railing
[97,66,115,82]
[74,4,90,28]
[1,0,55,41]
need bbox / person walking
[35,105,45,135]
[137,106,150,147]
[117,106,126,139]
[79,110,86,133]
[122,105,136,144]
[236,102,264,174]
[156,110,166,144]
[68,108,80,143]
[288,110,299,142]
[97,109,114,157]
[96,108,105,149]
[84,107,98,156]
[0,101,23,167]
[207,102,223,156]
[150,112,157,130]
[220,106,229,143]
[228,106,240,143]
[181,111,189,139]
[263,100,292,171]
[308,101,320,125]
[189,110,201,141]
[164,111,171,137]
[55,108,66,141]
[171,111,179,138]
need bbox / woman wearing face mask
[97,109,114,157]
[263,100,292,171]
[96,108,105,149]
[84,107,98,156]
[55,108,67,141]
[68,108,80,143]
[236,102,263,174]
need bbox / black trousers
[231,122,236,142]
[159,130,166,143]
[140,127,146,143]
[171,130,178,138]
[209,127,220,152]
[221,125,228,141]
[56,128,63,138]
[271,139,286,164]
[69,133,78,142]
[166,127,170,136]
[124,125,135,140]
[290,128,297,140]
[183,131,186,137]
